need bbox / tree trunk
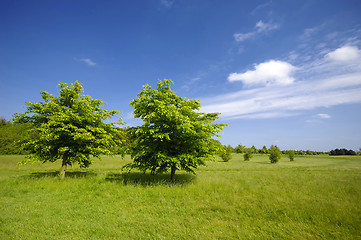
[60,153,68,179]
[170,166,176,183]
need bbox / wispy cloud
[160,0,174,8]
[316,113,331,119]
[306,113,331,123]
[234,20,279,42]
[201,45,361,119]
[251,0,273,15]
[80,58,96,66]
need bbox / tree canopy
[124,79,227,182]
[13,81,123,179]
[269,145,282,163]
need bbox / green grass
[1,154,361,239]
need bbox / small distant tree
[269,145,281,163]
[0,117,7,126]
[235,143,245,153]
[259,145,268,154]
[288,150,295,161]
[244,148,253,161]
[124,79,227,182]
[251,145,257,153]
[220,145,233,162]
[13,81,124,179]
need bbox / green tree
[251,145,257,153]
[261,145,268,154]
[269,145,282,163]
[0,117,7,126]
[243,148,253,161]
[288,150,295,161]
[234,143,245,153]
[124,79,227,182]
[220,145,233,162]
[13,81,123,179]
[0,121,34,154]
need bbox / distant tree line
[0,118,33,154]
[216,142,360,158]
[329,148,357,156]
[231,143,328,156]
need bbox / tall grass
[1,154,360,239]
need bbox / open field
[1,154,361,239]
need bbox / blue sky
[1,0,361,151]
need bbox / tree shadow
[105,172,196,186]
[24,171,97,179]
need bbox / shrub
[288,150,295,161]
[244,148,253,161]
[220,145,233,162]
[269,145,281,163]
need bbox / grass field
[1,154,360,239]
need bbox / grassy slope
[0,154,360,239]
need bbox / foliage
[234,143,245,153]
[251,145,257,153]
[0,117,6,126]
[219,145,233,162]
[123,79,227,182]
[329,148,357,156]
[0,120,35,154]
[243,148,253,161]
[258,145,268,154]
[269,145,282,163]
[288,150,295,161]
[12,81,123,178]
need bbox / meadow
[0,154,360,239]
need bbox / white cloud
[234,20,279,42]
[326,45,361,62]
[317,113,331,119]
[228,60,297,87]
[201,45,361,119]
[80,58,96,66]
[233,32,256,42]
[255,20,278,32]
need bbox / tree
[0,117,7,126]
[234,143,245,153]
[288,150,295,161]
[220,145,233,162]
[0,121,34,154]
[13,81,123,179]
[262,145,268,154]
[243,148,253,161]
[269,145,282,163]
[251,145,257,153]
[124,79,227,182]
[330,148,357,156]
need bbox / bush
[243,148,253,161]
[234,144,245,153]
[269,145,281,163]
[288,150,295,161]
[220,145,233,162]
